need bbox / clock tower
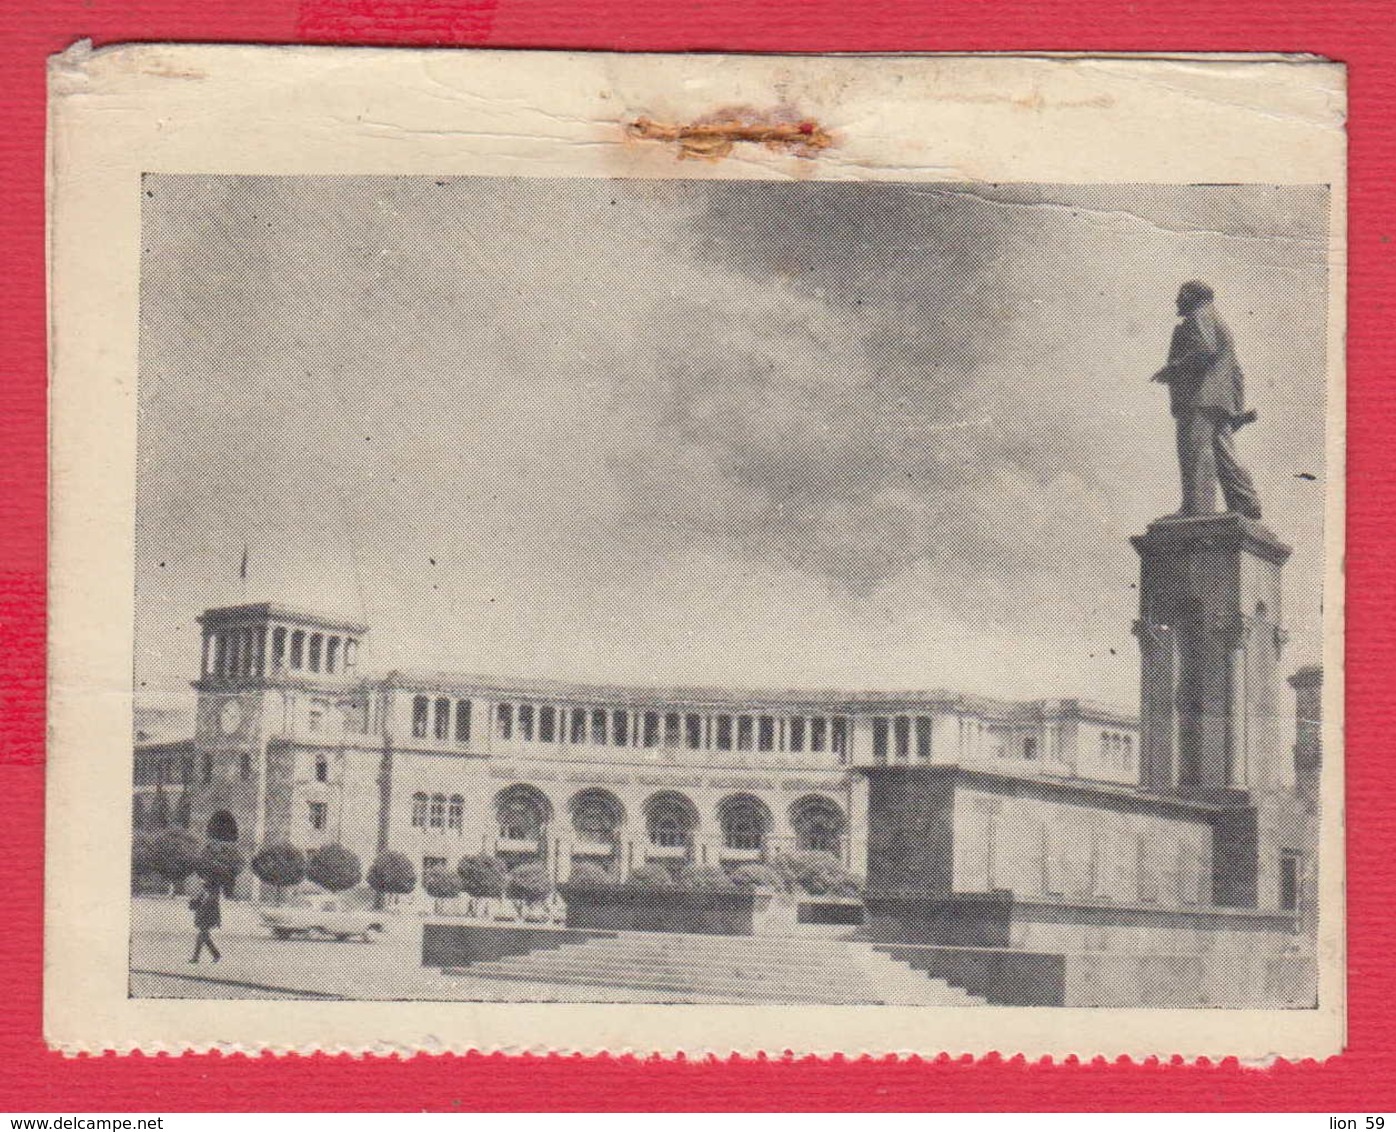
[187,602,369,892]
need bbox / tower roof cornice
[197,603,369,635]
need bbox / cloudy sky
[135,176,1330,720]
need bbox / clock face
[219,700,244,735]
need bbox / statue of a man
[1152,280,1262,519]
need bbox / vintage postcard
[45,45,1346,1058]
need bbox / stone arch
[643,791,699,849]
[569,788,626,845]
[789,794,847,855]
[206,809,239,843]
[718,793,773,852]
[494,783,553,842]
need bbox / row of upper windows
[412,697,473,742]
[875,717,1043,763]
[206,627,359,678]
[498,703,849,758]
[407,695,851,758]
[871,716,936,762]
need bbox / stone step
[475,948,884,985]
[444,935,985,1006]
[444,963,977,1006]
[468,956,883,992]
[512,943,872,975]
[443,966,895,1004]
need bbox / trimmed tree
[456,854,508,918]
[627,862,678,889]
[770,849,860,897]
[728,862,785,890]
[565,860,620,888]
[506,860,552,912]
[367,850,417,906]
[457,853,506,894]
[307,843,363,894]
[423,867,463,914]
[131,831,161,893]
[196,841,246,896]
[677,864,737,891]
[147,828,203,893]
[251,842,307,904]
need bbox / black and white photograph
[125,173,1330,1009]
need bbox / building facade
[135,601,1144,895]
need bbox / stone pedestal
[1131,513,1292,797]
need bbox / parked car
[261,900,385,942]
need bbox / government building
[134,599,1144,894]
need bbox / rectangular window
[789,718,805,753]
[664,712,682,747]
[716,715,733,751]
[519,704,534,741]
[308,801,328,831]
[612,709,628,746]
[1280,850,1300,911]
[915,717,933,760]
[434,698,450,740]
[240,752,252,780]
[894,716,911,760]
[736,716,754,751]
[539,705,556,743]
[591,709,608,746]
[1023,736,1038,760]
[412,696,429,739]
[571,707,587,744]
[308,706,325,733]
[757,716,775,752]
[497,703,513,739]
[455,700,472,743]
[429,795,445,829]
[685,713,703,749]
[643,711,660,748]
[308,635,323,673]
[811,717,828,753]
[872,718,890,763]
[315,754,328,783]
[326,637,340,674]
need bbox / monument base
[861,891,1298,953]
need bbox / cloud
[604,183,1110,618]
[134,176,1328,711]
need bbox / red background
[2,0,1388,1111]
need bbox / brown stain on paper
[628,109,833,161]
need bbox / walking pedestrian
[189,875,223,964]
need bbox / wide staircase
[442,931,985,1006]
